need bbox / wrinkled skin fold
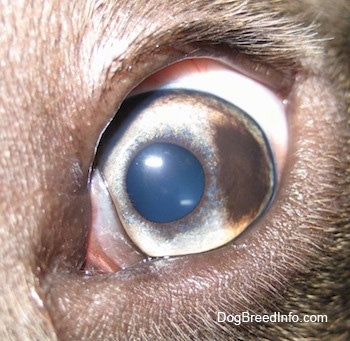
[0,0,349,340]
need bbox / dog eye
[86,58,288,272]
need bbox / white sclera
[134,59,288,177]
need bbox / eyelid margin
[132,46,295,97]
[86,168,146,273]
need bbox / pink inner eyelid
[132,59,223,94]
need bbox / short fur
[0,0,349,340]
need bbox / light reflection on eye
[144,156,163,168]
[86,58,288,272]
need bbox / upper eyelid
[143,48,296,96]
[84,2,322,88]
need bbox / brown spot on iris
[208,94,275,225]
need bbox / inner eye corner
[86,56,288,272]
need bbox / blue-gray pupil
[126,142,205,223]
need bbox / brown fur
[0,0,349,340]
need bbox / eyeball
[95,76,278,256]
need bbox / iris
[98,89,277,256]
